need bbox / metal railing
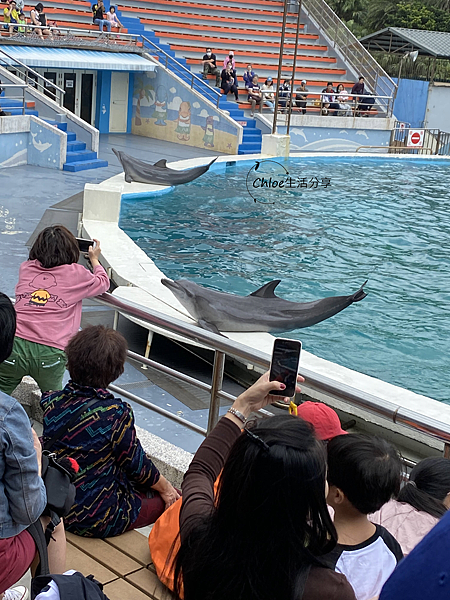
[141,35,222,108]
[390,128,450,156]
[0,46,65,105]
[0,82,27,114]
[301,0,397,117]
[94,292,450,453]
[0,23,142,49]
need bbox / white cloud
[168,96,183,111]
[193,102,200,108]
[199,109,209,118]
[169,87,177,93]
[213,115,220,122]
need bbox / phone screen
[269,338,302,397]
[76,238,95,253]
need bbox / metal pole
[435,129,441,155]
[286,0,303,135]
[22,88,26,115]
[272,0,289,134]
[207,351,225,434]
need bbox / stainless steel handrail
[140,35,222,108]
[95,292,450,447]
[0,46,65,105]
[3,23,141,44]
[301,0,397,116]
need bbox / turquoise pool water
[120,157,450,403]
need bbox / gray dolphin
[161,278,368,335]
[112,148,218,186]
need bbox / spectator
[247,74,262,116]
[0,292,66,599]
[41,325,180,538]
[278,78,291,112]
[336,84,352,117]
[3,0,19,35]
[220,62,238,102]
[324,434,403,600]
[30,3,50,37]
[243,64,255,89]
[17,10,26,33]
[174,372,357,600]
[295,79,308,114]
[261,77,275,112]
[351,76,365,97]
[92,0,111,33]
[106,6,123,33]
[351,76,374,115]
[321,82,339,116]
[379,508,450,600]
[38,6,59,36]
[0,225,110,395]
[295,401,347,442]
[201,48,221,88]
[371,457,450,555]
[223,50,235,70]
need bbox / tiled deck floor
[66,530,174,600]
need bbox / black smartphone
[76,237,95,253]
[269,338,302,397]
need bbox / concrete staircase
[45,120,108,172]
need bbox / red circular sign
[411,132,421,144]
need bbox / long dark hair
[174,415,337,600]
[397,457,450,519]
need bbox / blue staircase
[0,93,38,116]
[45,121,108,172]
[117,9,262,154]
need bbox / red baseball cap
[296,401,348,441]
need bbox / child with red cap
[293,401,348,441]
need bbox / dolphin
[161,278,368,335]
[112,148,218,186]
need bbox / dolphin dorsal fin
[249,280,281,298]
[154,159,168,168]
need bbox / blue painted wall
[0,132,28,168]
[28,120,63,169]
[279,125,391,152]
[392,78,429,128]
[127,72,135,134]
[95,70,112,134]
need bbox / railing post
[207,351,226,434]
[22,88,26,115]
[435,130,441,155]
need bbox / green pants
[0,336,67,395]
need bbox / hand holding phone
[76,237,95,253]
[269,338,302,398]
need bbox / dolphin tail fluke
[352,280,368,303]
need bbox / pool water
[120,157,450,403]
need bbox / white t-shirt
[323,524,403,600]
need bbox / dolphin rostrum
[161,278,368,335]
[112,148,218,186]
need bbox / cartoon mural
[279,125,391,152]
[16,273,68,308]
[0,119,64,170]
[175,101,191,141]
[202,116,215,148]
[131,69,241,154]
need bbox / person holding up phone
[174,370,357,600]
[0,225,110,396]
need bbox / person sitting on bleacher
[261,77,275,112]
[248,75,262,117]
[295,79,309,115]
[243,64,255,89]
[30,3,50,37]
[0,292,66,600]
[336,84,352,117]
[106,6,123,33]
[321,82,339,116]
[201,48,221,88]
[221,62,239,102]
[278,79,291,113]
[3,0,19,35]
[92,0,111,33]
[351,76,375,116]
[40,325,180,538]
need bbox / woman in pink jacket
[0,225,110,395]
[371,457,450,555]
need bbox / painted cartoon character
[16,273,68,308]
[151,85,168,126]
[175,101,191,141]
[202,116,215,148]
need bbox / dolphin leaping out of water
[112,148,218,186]
[161,278,368,335]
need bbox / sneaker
[4,586,29,600]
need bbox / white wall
[424,83,450,132]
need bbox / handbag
[41,397,99,542]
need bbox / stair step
[0,99,35,109]
[3,108,39,116]
[65,150,98,163]
[67,140,86,151]
[45,120,68,132]
[63,159,108,172]
[66,132,77,142]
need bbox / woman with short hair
[40,325,180,538]
[0,225,110,395]
[174,373,356,600]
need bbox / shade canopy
[360,27,450,60]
